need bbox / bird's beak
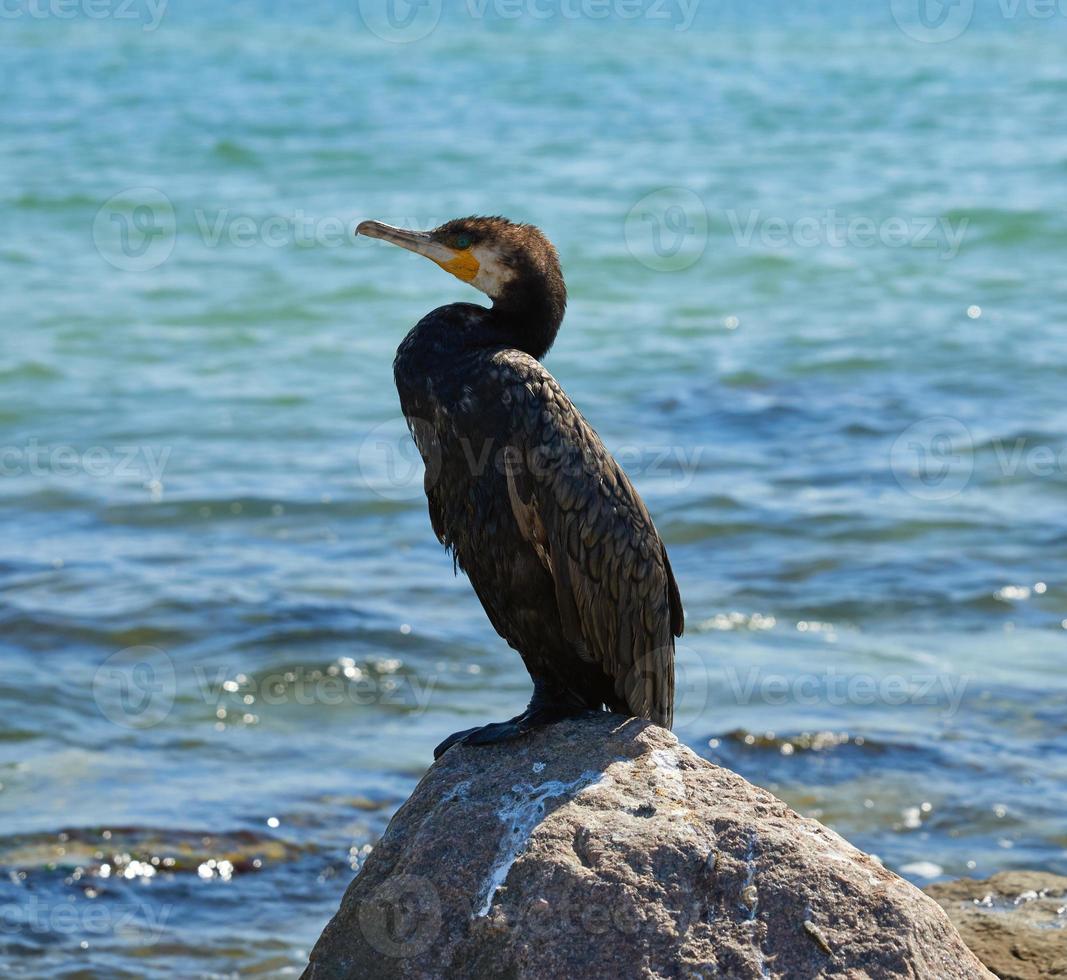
[355,220,480,284]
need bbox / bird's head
[356,215,566,357]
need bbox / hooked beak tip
[355,220,431,250]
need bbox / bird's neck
[489,278,566,362]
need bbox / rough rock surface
[926,870,1067,980]
[303,715,993,979]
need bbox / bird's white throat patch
[468,244,516,298]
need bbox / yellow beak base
[437,250,480,283]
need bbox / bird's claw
[433,726,483,759]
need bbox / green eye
[455,235,471,249]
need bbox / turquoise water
[2,2,1067,975]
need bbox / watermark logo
[892,0,1067,41]
[890,0,976,42]
[619,643,709,737]
[357,416,441,503]
[357,0,443,42]
[890,416,974,500]
[92,645,176,729]
[92,187,175,272]
[358,875,442,957]
[891,415,1067,500]
[671,644,710,736]
[624,187,708,272]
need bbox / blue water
[2,2,1066,975]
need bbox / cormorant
[355,216,684,758]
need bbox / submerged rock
[0,825,301,880]
[303,715,992,979]
[926,870,1067,980]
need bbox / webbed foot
[433,704,596,759]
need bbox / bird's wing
[494,350,683,728]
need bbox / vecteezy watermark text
[194,209,364,250]
[193,663,440,717]
[91,645,444,730]
[355,0,700,43]
[724,666,970,717]
[0,0,167,30]
[725,209,969,260]
[92,187,450,272]
[624,187,969,272]
[0,441,170,481]
[0,895,172,945]
[356,415,705,502]
[463,0,699,30]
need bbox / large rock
[303,715,992,979]
[926,871,1067,980]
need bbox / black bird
[356,216,683,758]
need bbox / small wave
[0,361,63,381]
[9,191,99,212]
[715,728,872,753]
[944,207,1067,247]
[99,494,414,528]
[0,611,193,655]
[212,138,262,167]
[721,370,770,389]
[790,355,890,375]
[0,248,33,265]
[702,728,948,789]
